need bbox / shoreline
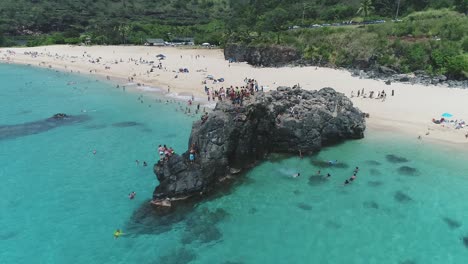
[2,45,468,148]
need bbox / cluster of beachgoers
[351,88,393,101]
[2,45,468,145]
[203,78,261,105]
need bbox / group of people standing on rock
[351,88,394,100]
[158,144,175,162]
[203,78,261,105]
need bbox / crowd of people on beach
[351,88,393,101]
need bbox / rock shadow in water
[0,114,90,141]
[463,236,468,249]
[324,220,341,229]
[0,230,19,240]
[367,181,383,187]
[369,168,382,176]
[394,191,413,203]
[17,110,32,115]
[112,121,143,127]
[397,166,420,176]
[364,160,381,166]
[310,159,349,169]
[248,207,258,214]
[386,154,409,163]
[442,217,462,229]
[308,175,328,186]
[363,201,379,209]
[296,203,313,211]
[85,124,107,130]
[125,201,188,236]
[181,207,228,245]
[156,247,196,264]
[140,127,153,133]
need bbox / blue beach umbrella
[441,113,453,118]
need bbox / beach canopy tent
[441,113,453,118]
[156,54,166,58]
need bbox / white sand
[2,45,468,146]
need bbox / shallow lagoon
[1,64,467,264]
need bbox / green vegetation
[227,7,467,79]
[0,0,466,78]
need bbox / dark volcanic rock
[153,87,365,200]
[224,44,300,67]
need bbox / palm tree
[356,0,375,20]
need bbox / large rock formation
[153,87,365,201]
[224,44,300,67]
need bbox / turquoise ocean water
[1,63,467,264]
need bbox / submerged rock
[0,113,89,141]
[397,166,420,176]
[442,217,462,229]
[394,191,413,203]
[386,154,409,163]
[463,236,468,249]
[296,203,313,211]
[153,87,365,201]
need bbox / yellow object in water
[114,230,121,238]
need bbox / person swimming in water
[93,150,96,155]
[143,161,147,167]
[327,173,331,178]
[350,174,357,182]
[354,167,359,174]
[328,160,337,165]
[114,229,123,239]
[128,192,136,200]
[344,179,350,185]
[317,170,321,175]
[292,173,301,178]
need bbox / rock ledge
[153,87,365,201]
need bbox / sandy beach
[1,45,468,146]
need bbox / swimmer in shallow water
[143,161,147,167]
[114,229,123,239]
[292,173,300,178]
[344,179,350,185]
[128,192,136,200]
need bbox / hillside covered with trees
[0,0,467,78]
